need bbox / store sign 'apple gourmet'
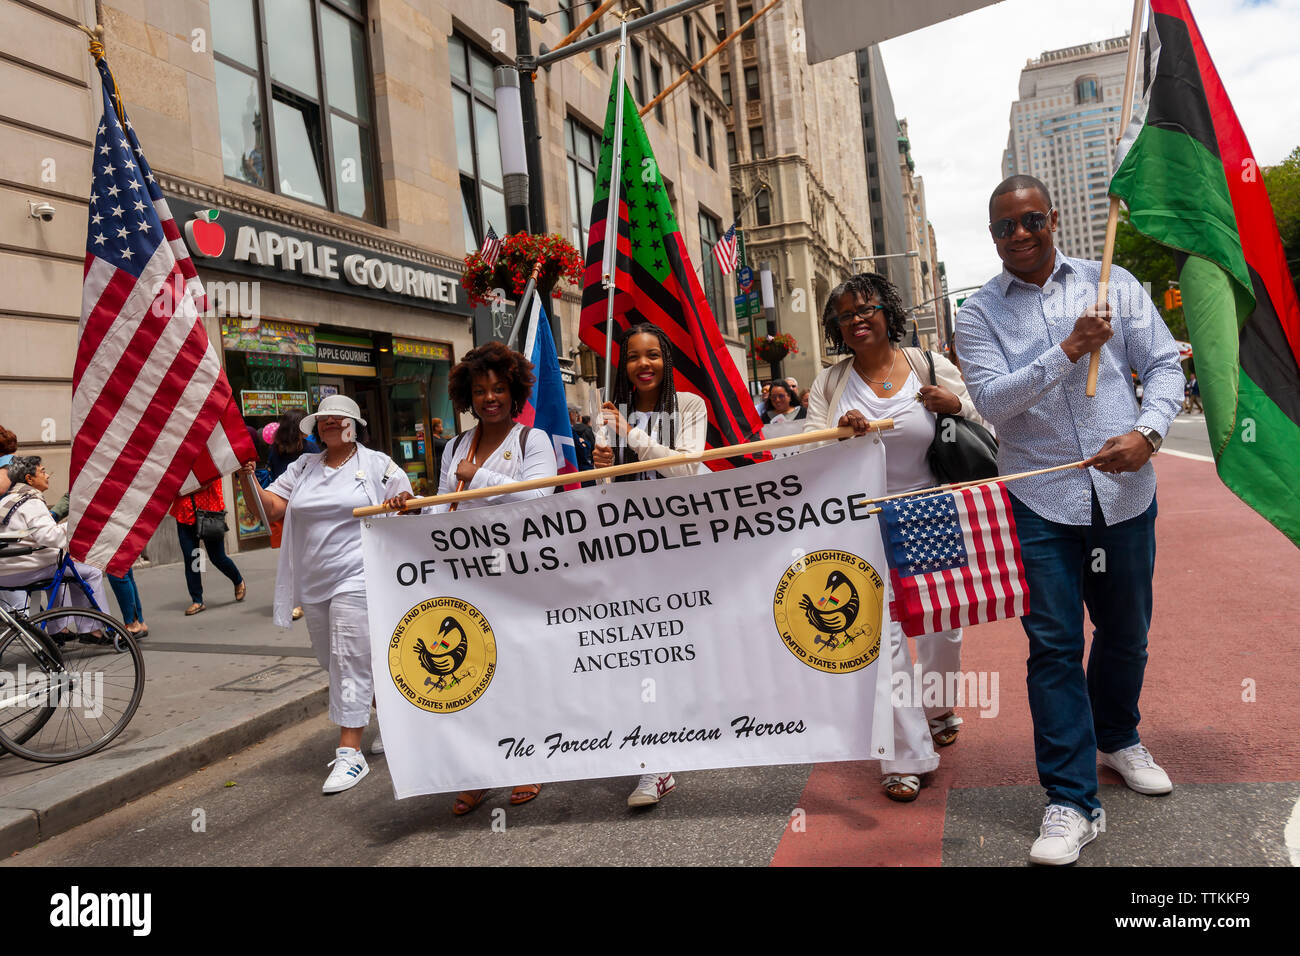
[171,197,471,315]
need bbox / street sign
[734,293,751,319]
[737,265,754,293]
[747,290,761,314]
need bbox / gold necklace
[325,444,357,469]
[857,349,899,391]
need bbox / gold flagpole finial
[77,23,105,58]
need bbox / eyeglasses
[317,415,347,425]
[989,208,1054,240]
[836,303,885,326]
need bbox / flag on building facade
[479,224,503,268]
[579,78,766,468]
[713,222,740,275]
[520,294,580,490]
[1109,0,1300,548]
[878,484,1029,637]
[69,54,254,575]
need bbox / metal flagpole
[601,17,630,393]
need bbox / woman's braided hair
[821,272,908,355]
[610,322,679,480]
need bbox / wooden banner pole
[354,420,894,516]
[864,460,1088,514]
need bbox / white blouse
[431,422,557,513]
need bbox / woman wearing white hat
[242,394,411,794]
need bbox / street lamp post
[493,66,530,235]
[502,0,547,234]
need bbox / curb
[0,683,328,858]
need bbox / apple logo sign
[185,209,226,258]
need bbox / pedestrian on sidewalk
[170,479,245,616]
[243,394,411,795]
[955,175,1184,866]
[385,342,555,816]
[107,568,148,639]
[807,272,983,803]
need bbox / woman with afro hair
[384,340,555,816]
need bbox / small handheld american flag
[479,224,503,268]
[712,222,739,275]
[878,483,1029,637]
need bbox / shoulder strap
[1,494,35,528]
[924,349,936,386]
[452,430,470,458]
[827,359,855,419]
[519,425,532,456]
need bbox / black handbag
[923,351,1000,484]
[190,494,228,541]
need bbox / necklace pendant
[882,382,893,391]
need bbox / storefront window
[387,340,455,496]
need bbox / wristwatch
[1134,425,1163,453]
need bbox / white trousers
[0,561,111,632]
[301,590,373,728]
[879,620,963,776]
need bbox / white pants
[301,590,373,728]
[880,620,963,776]
[0,561,111,633]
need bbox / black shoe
[78,631,115,646]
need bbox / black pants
[176,521,243,604]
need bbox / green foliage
[1263,146,1300,287]
[1111,210,1187,340]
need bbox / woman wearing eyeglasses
[805,272,987,803]
[242,394,412,795]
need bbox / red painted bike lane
[772,454,1300,865]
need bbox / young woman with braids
[804,272,987,804]
[383,341,556,816]
[592,322,707,807]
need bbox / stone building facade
[1,0,735,558]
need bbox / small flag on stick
[479,224,503,268]
[713,222,740,276]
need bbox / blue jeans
[1009,491,1157,816]
[108,568,143,624]
[176,521,243,604]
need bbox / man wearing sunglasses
[954,175,1185,866]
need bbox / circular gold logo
[773,550,884,673]
[388,597,497,713]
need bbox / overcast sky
[876,0,1300,294]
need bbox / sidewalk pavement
[0,547,328,856]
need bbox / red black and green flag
[1109,0,1300,548]
[579,77,766,467]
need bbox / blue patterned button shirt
[955,251,1185,526]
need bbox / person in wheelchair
[0,455,110,635]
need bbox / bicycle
[0,535,144,762]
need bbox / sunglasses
[836,303,886,326]
[989,207,1055,240]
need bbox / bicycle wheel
[0,607,144,762]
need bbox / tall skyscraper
[1002,35,1139,259]
[855,46,910,302]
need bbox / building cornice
[155,172,466,274]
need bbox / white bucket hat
[300,394,367,435]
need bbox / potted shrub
[460,232,584,309]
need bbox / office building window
[213,0,378,222]
[727,131,737,164]
[744,66,760,100]
[755,190,771,226]
[650,59,665,124]
[559,1,603,68]
[699,209,727,330]
[721,70,732,107]
[716,8,726,36]
[566,116,601,256]
[684,18,693,59]
[1075,75,1102,104]
[691,102,702,156]
[630,40,646,105]
[451,33,506,254]
[738,4,756,40]
[749,125,765,159]
[705,115,716,168]
[697,29,708,76]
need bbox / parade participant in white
[386,341,556,815]
[806,273,986,802]
[0,456,110,632]
[243,395,410,794]
[592,322,707,807]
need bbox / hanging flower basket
[752,332,799,365]
[460,232,584,308]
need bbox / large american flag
[712,222,739,275]
[878,483,1029,637]
[69,56,253,576]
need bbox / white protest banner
[762,420,808,459]
[360,437,895,798]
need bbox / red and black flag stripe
[579,78,766,468]
[1110,0,1300,547]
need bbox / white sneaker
[370,735,384,756]
[1028,804,1098,865]
[1099,743,1172,794]
[627,772,676,807]
[323,747,369,794]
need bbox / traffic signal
[1163,288,1183,310]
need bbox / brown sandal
[509,783,542,806]
[928,712,962,747]
[882,774,921,802]
[452,789,491,815]
[234,581,247,602]
[184,603,205,616]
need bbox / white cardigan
[0,483,68,578]
[619,391,708,478]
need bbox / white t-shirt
[269,455,378,604]
[837,368,937,494]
